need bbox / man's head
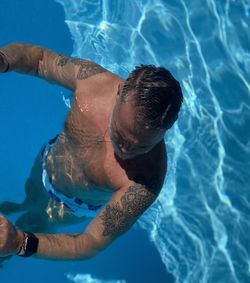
[109,65,183,159]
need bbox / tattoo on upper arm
[99,184,157,237]
[56,55,106,80]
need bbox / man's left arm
[0,183,160,260]
[37,182,160,260]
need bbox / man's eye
[113,132,119,139]
[118,143,124,149]
[119,141,126,148]
[124,140,132,147]
[118,140,131,150]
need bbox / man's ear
[117,83,122,96]
[161,104,172,124]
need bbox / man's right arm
[0,42,108,90]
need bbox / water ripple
[56,0,250,282]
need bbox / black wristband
[17,232,39,257]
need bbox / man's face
[109,96,165,160]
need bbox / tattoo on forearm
[100,185,156,237]
[56,55,106,80]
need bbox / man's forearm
[0,42,79,90]
[0,42,108,90]
[0,42,43,75]
[33,232,99,260]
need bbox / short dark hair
[120,65,183,130]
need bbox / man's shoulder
[120,141,167,193]
[142,140,167,174]
[75,69,124,93]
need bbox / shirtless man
[0,42,183,260]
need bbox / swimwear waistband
[41,135,103,218]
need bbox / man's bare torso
[45,72,166,205]
[0,43,176,261]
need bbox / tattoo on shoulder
[100,184,157,237]
[56,55,106,80]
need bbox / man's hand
[0,215,23,257]
[0,52,9,73]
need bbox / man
[0,42,183,260]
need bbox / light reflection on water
[56,0,250,282]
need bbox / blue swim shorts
[41,135,103,218]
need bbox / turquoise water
[0,0,250,282]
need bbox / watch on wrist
[17,231,39,257]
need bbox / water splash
[66,273,126,283]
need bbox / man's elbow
[75,233,105,260]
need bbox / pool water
[0,0,249,282]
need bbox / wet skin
[0,44,168,261]
[0,90,167,224]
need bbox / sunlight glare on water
[55,0,250,282]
